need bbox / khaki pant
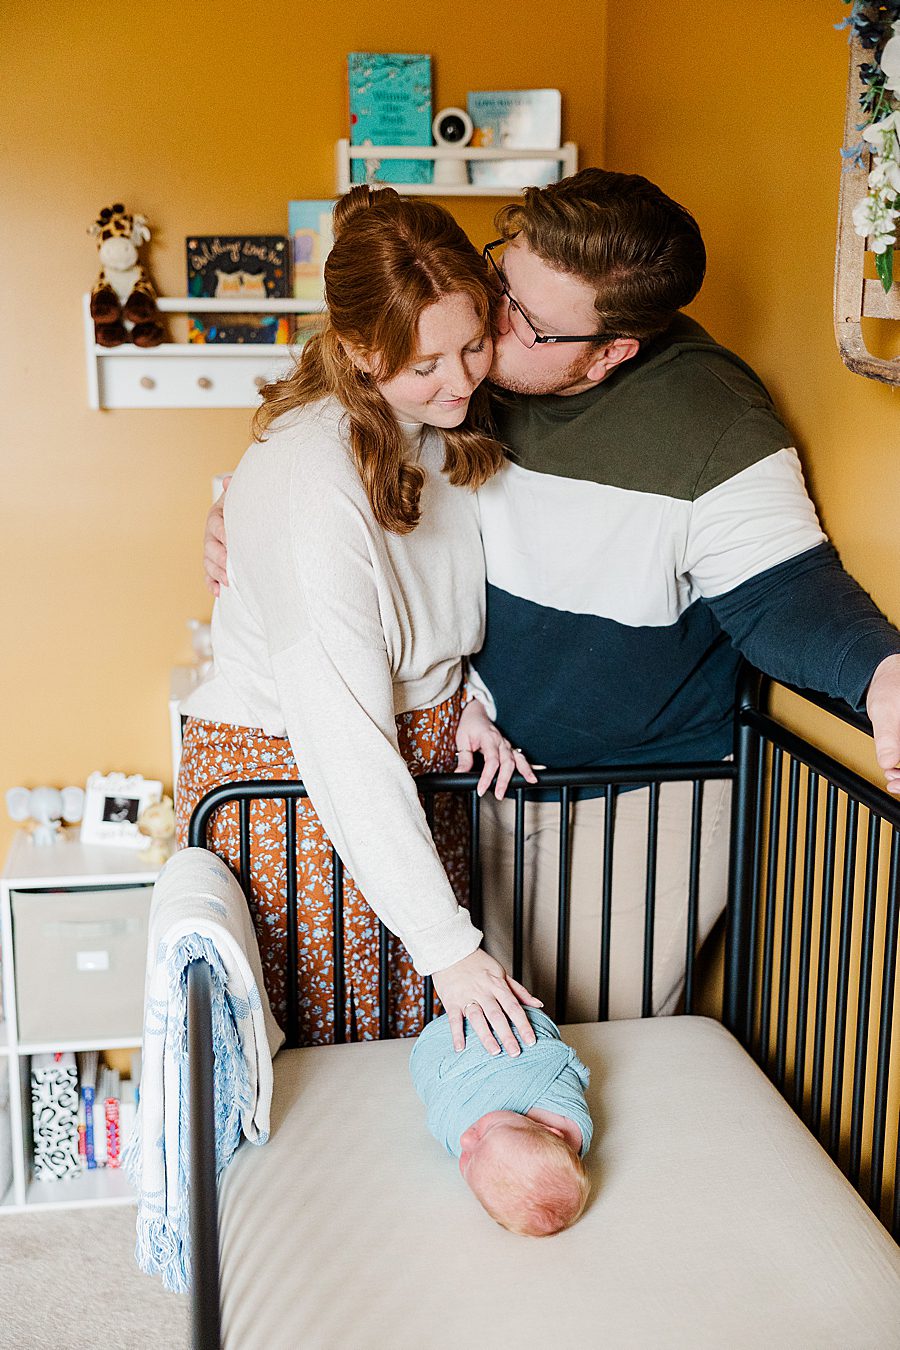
[479,777,732,1022]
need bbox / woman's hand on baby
[432,948,543,1057]
[455,699,537,799]
[203,476,231,596]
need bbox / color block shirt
[470,316,900,768]
[182,397,485,976]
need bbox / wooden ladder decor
[835,34,900,384]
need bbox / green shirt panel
[492,315,793,502]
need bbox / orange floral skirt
[174,688,469,1045]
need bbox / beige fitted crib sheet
[216,1015,900,1350]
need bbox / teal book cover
[467,89,562,189]
[348,51,433,185]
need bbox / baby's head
[458,1110,590,1236]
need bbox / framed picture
[80,772,163,849]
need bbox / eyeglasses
[482,238,616,350]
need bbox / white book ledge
[84,295,322,410]
[334,139,579,196]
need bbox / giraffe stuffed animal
[89,202,167,347]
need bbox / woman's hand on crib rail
[455,698,538,799]
[432,948,543,1057]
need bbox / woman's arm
[235,448,538,1055]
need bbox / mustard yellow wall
[0,2,606,857]
[606,1,900,776]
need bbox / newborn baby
[410,1008,592,1236]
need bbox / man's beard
[487,348,595,396]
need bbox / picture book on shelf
[186,235,291,344]
[467,89,562,189]
[348,51,433,185]
[288,201,334,303]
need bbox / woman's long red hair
[253,186,505,534]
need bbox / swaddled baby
[410,1008,592,1236]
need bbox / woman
[177,186,539,1057]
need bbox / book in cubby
[467,89,562,188]
[186,235,292,344]
[288,200,334,303]
[347,51,433,186]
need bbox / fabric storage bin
[12,887,152,1043]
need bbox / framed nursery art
[80,771,163,848]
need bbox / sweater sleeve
[247,452,481,977]
[684,431,900,710]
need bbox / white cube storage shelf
[0,831,159,1212]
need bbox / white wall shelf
[335,138,578,196]
[84,294,322,410]
[0,831,159,1213]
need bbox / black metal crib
[183,669,900,1349]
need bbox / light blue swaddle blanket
[409,1008,593,1158]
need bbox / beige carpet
[0,1205,189,1349]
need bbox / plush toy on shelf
[5,786,85,847]
[137,794,176,867]
[88,202,167,348]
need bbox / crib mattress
[216,1015,900,1349]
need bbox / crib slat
[284,799,299,1050]
[378,923,389,1040]
[555,787,571,1023]
[683,781,703,1016]
[811,783,839,1139]
[422,792,437,1027]
[829,796,859,1161]
[469,790,483,931]
[775,757,802,1089]
[330,847,345,1047]
[746,734,768,1042]
[849,813,880,1186]
[642,782,660,1019]
[598,784,616,1023]
[238,798,251,896]
[871,829,900,1214]
[759,748,784,1067]
[513,786,525,984]
[794,771,819,1113]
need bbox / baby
[410,1008,592,1236]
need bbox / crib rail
[184,673,900,1348]
[187,759,735,1046]
[725,673,900,1239]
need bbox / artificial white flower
[853,187,900,252]
[862,111,900,152]
[880,22,900,97]
[869,159,900,193]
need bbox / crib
[183,669,900,1349]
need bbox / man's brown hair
[494,168,706,343]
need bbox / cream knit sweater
[182,397,487,975]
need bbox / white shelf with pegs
[84,294,324,410]
[334,139,579,197]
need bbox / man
[204,169,900,1022]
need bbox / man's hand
[866,652,900,794]
[203,476,231,596]
[455,698,538,799]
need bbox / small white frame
[80,772,163,849]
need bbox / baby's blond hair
[467,1119,590,1237]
